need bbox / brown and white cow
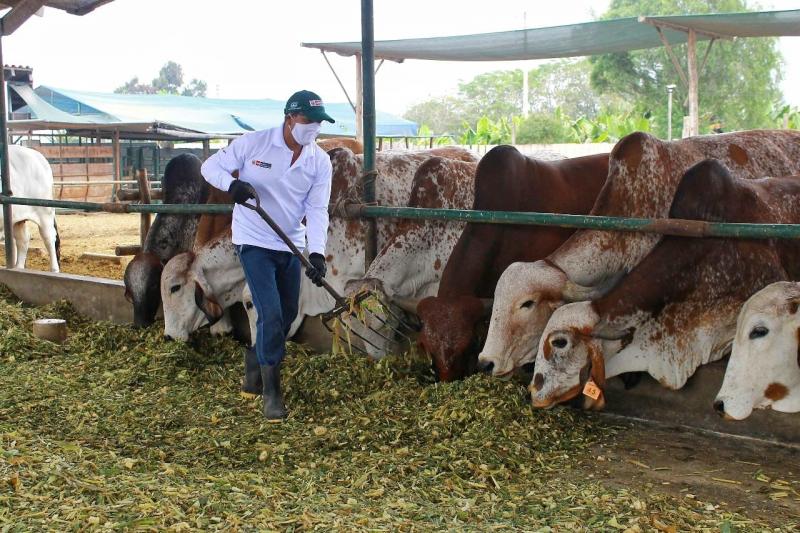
[529,159,800,409]
[161,147,477,343]
[342,156,478,358]
[714,281,800,420]
[415,146,607,381]
[480,130,800,377]
[317,137,364,155]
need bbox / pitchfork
[241,194,418,356]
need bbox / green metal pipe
[356,205,800,240]
[0,196,232,214]
[0,36,13,268]
[361,0,377,267]
[7,194,800,240]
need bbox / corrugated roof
[9,85,419,140]
[302,9,800,62]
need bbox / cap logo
[289,102,299,109]
[309,99,323,107]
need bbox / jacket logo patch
[252,160,271,169]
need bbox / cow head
[341,277,408,359]
[477,261,569,378]
[161,252,224,341]
[124,252,164,328]
[530,301,632,410]
[418,295,490,382]
[715,282,800,420]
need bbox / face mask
[291,121,322,146]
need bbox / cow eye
[520,300,534,309]
[170,285,181,294]
[551,337,568,349]
[748,326,769,340]
[245,301,254,310]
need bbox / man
[201,90,334,420]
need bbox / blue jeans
[237,245,301,366]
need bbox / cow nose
[713,399,725,417]
[164,334,173,342]
[532,373,545,392]
[478,360,494,374]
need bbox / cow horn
[392,296,420,314]
[562,271,625,302]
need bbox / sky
[3,0,799,117]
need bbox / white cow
[715,281,800,420]
[0,145,60,271]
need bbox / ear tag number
[583,379,601,400]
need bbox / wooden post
[135,150,152,247]
[687,29,699,137]
[112,129,120,202]
[202,139,210,160]
[355,53,363,144]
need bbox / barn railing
[5,195,800,240]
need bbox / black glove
[228,179,256,205]
[306,253,326,287]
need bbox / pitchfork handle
[241,195,345,304]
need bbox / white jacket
[201,126,332,255]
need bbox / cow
[342,156,478,358]
[413,146,608,381]
[160,147,477,343]
[0,145,60,272]
[479,130,800,378]
[714,281,800,420]
[124,153,208,327]
[194,184,233,248]
[529,159,800,410]
[317,137,363,155]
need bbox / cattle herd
[8,131,800,423]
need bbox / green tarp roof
[303,9,800,62]
[9,85,418,140]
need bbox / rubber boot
[241,347,262,394]
[260,363,287,420]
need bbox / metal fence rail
[4,195,800,240]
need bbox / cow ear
[124,287,134,304]
[194,281,224,325]
[797,327,800,369]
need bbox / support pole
[355,53,363,144]
[0,36,13,269]
[361,0,377,267]
[112,129,120,201]
[687,29,699,137]
[202,139,210,160]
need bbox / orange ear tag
[583,379,602,400]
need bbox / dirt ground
[2,212,799,527]
[581,417,800,526]
[0,212,140,279]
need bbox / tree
[152,61,183,94]
[403,95,465,135]
[457,69,522,125]
[590,0,782,138]
[182,79,208,98]
[527,59,627,118]
[115,61,208,97]
[114,76,156,95]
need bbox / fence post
[0,36,14,269]
[135,147,151,247]
[361,0,377,267]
